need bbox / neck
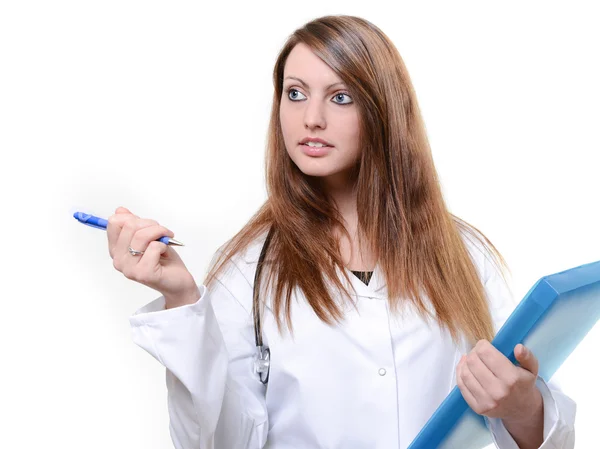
[317,171,358,230]
[310,169,377,270]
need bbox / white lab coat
[129,232,576,449]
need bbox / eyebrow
[284,76,346,90]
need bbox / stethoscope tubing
[253,226,275,385]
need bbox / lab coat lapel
[338,263,388,300]
[240,235,389,311]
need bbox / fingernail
[518,345,526,357]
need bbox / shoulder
[204,231,269,314]
[458,226,501,286]
[458,227,517,323]
[209,230,268,277]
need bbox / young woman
[110,15,576,449]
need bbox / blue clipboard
[407,259,600,449]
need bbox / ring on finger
[128,246,145,256]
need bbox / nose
[303,100,326,130]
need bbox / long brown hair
[204,15,509,347]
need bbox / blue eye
[332,93,353,105]
[287,89,306,101]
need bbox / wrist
[501,387,544,449]
[503,386,543,426]
[164,284,201,309]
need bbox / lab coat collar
[340,263,388,300]
[241,236,388,300]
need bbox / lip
[299,137,333,146]
[300,143,333,157]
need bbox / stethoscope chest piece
[254,345,270,385]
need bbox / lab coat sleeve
[480,251,576,449]
[128,257,269,449]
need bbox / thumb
[514,344,539,376]
[116,206,133,214]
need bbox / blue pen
[73,211,184,246]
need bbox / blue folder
[407,259,600,449]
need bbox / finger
[129,225,175,258]
[460,356,494,414]
[107,211,139,255]
[116,206,134,214]
[457,357,480,410]
[473,339,515,382]
[115,218,159,261]
[135,241,170,278]
[514,344,539,377]
[465,350,499,393]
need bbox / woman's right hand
[107,206,200,308]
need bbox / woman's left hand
[456,340,543,422]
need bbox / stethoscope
[252,226,274,385]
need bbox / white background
[1,1,598,448]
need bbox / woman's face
[279,43,361,186]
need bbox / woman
[110,15,576,449]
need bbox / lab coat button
[378,368,387,376]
